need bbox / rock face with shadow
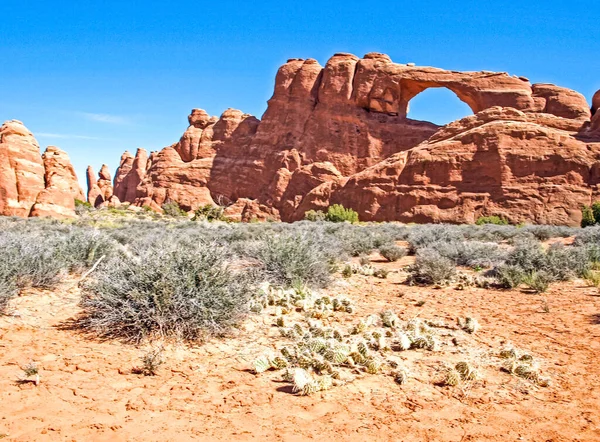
[100,53,600,225]
[0,120,83,218]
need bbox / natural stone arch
[405,86,475,124]
[399,81,479,118]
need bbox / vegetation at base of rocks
[1,216,598,333]
[162,201,188,218]
[580,202,600,227]
[304,209,326,222]
[475,215,509,226]
[192,204,227,222]
[304,205,359,223]
[325,204,359,223]
[74,199,93,215]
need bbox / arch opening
[407,87,473,126]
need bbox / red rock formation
[322,107,598,225]
[87,164,115,207]
[96,53,600,225]
[0,120,83,218]
[113,149,148,203]
[0,120,45,216]
[31,146,85,218]
[592,89,600,115]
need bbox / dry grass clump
[457,317,480,334]
[18,362,40,386]
[134,347,165,376]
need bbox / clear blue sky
[1,1,599,190]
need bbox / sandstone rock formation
[97,53,600,225]
[87,164,115,207]
[0,120,83,218]
[30,146,84,218]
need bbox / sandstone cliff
[0,120,83,218]
[99,53,600,225]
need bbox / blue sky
[1,1,599,190]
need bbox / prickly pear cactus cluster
[455,272,494,290]
[249,282,355,318]
[251,286,478,395]
[499,346,550,387]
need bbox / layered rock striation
[0,120,83,218]
[94,53,600,225]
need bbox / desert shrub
[408,248,456,285]
[333,226,377,257]
[476,215,508,226]
[574,226,600,247]
[427,240,506,268]
[519,225,577,241]
[324,204,359,223]
[505,239,546,273]
[59,228,119,272]
[494,264,525,289]
[581,205,596,227]
[304,210,326,222]
[379,244,407,262]
[522,270,554,293]
[0,232,68,289]
[74,199,93,215]
[0,277,18,313]
[249,233,333,288]
[406,224,464,253]
[592,202,600,225]
[544,243,590,280]
[192,204,225,222]
[78,241,249,342]
[162,201,187,217]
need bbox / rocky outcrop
[30,146,84,218]
[87,164,115,207]
[95,53,600,225]
[321,107,598,225]
[0,120,83,218]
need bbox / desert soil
[1,254,600,441]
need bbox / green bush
[476,216,508,226]
[522,270,554,293]
[304,209,326,222]
[74,199,93,215]
[592,202,600,225]
[379,244,407,262]
[582,205,596,227]
[193,204,226,222]
[324,204,359,223]
[162,201,187,217]
[495,264,525,289]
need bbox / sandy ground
[1,254,600,441]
